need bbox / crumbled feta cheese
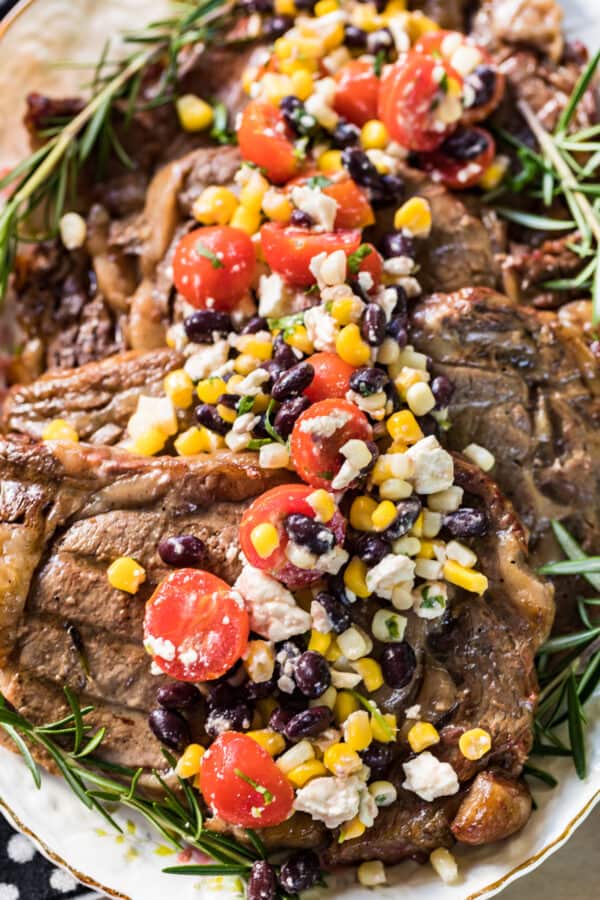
[358,786,379,827]
[412,582,448,619]
[346,389,387,421]
[258,272,292,318]
[387,16,410,52]
[366,554,415,600]
[311,600,332,634]
[259,443,290,469]
[357,270,374,293]
[225,412,259,452]
[314,544,349,574]
[291,185,338,232]
[293,776,374,829]
[304,77,339,130]
[233,367,270,396]
[402,752,459,802]
[184,340,229,381]
[405,704,421,719]
[234,564,311,641]
[450,44,482,77]
[144,635,176,661]
[299,409,352,438]
[406,436,454,494]
[375,286,401,322]
[304,304,340,352]
[285,541,318,570]
[383,255,414,277]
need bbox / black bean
[241,315,269,334]
[156,682,201,711]
[274,395,310,439]
[269,706,293,733]
[290,209,314,228]
[440,126,491,162]
[248,861,278,900]
[360,304,387,347]
[367,27,392,55]
[349,365,387,397]
[344,24,367,48]
[341,147,381,191]
[244,674,278,701]
[217,393,239,410]
[382,498,422,541]
[284,513,335,555]
[294,0,316,9]
[384,379,402,413]
[284,706,333,740]
[196,403,230,435]
[332,119,361,148]
[205,702,253,739]
[184,310,232,342]
[466,65,497,110]
[354,532,391,566]
[207,682,238,708]
[379,231,415,260]
[380,173,405,202]
[362,439,379,475]
[279,851,320,894]
[158,534,207,568]
[241,0,273,11]
[381,641,416,688]
[386,316,408,350]
[419,414,440,438]
[360,740,393,778]
[271,362,314,401]
[148,708,190,751]
[264,14,293,38]
[443,508,488,537]
[279,96,318,137]
[431,375,454,408]
[386,284,408,318]
[294,651,331,699]
[252,414,271,440]
[314,591,351,634]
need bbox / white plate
[0,1,599,898]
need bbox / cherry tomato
[143,569,249,682]
[356,243,383,290]
[237,100,299,184]
[419,126,495,189]
[379,52,463,152]
[303,352,354,403]
[200,732,294,828]
[260,223,361,287]
[239,484,346,588]
[288,172,374,229]
[334,60,380,127]
[172,226,255,311]
[290,399,373,491]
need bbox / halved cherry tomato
[379,52,463,152]
[419,126,495,189]
[200,732,294,828]
[356,243,383,290]
[239,484,346,588]
[288,172,374,229]
[260,223,361,287]
[237,100,299,184]
[290,399,373,491]
[143,569,249,682]
[303,352,354,403]
[172,226,255,311]
[334,60,380,127]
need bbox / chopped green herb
[210,102,236,145]
[237,395,255,417]
[306,175,333,190]
[373,50,386,78]
[385,615,400,639]
[195,241,224,269]
[247,438,271,450]
[264,398,285,445]
[267,311,305,332]
[347,243,372,274]
[234,768,273,805]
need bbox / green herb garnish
[347,243,372,274]
[373,50,386,78]
[195,240,224,268]
[349,691,395,742]
[234,768,273,804]
[306,175,332,190]
[264,398,285,445]
[210,101,236,145]
[237,395,255,416]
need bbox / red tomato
[237,100,299,184]
[143,569,249,682]
[288,172,374,229]
[239,484,346,587]
[200,732,294,828]
[379,52,463,152]
[356,243,383,290]
[303,352,354,403]
[334,60,380,127]
[290,399,373,491]
[419,126,495,189]
[261,223,361,287]
[172,226,255,311]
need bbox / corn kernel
[360,119,389,150]
[287,758,328,787]
[357,861,387,886]
[417,539,436,560]
[343,557,370,598]
[250,523,280,559]
[349,496,377,531]
[308,629,333,655]
[274,36,294,59]
[318,149,344,172]
[408,721,440,753]
[253,393,270,414]
[393,196,432,237]
[307,489,336,523]
[323,742,362,776]
[285,324,314,354]
[230,204,261,235]
[323,20,345,50]
[196,377,227,405]
[192,186,238,226]
[336,323,371,367]
[371,500,398,532]
[326,639,343,663]
[234,353,260,375]
[175,425,225,456]
[163,369,194,409]
[478,155,509,191]
[406,381,436,416]
[132,426,167,457]
[175,744,205,778]
[176,94,214,132]
[337,626,372,661]
[407,11,440,42]
[370,712,397,743]
[291,68,314,100]
[216,403,237,423]
[274,0,296,14]
[237,335,273,360]
[459,727,492,761]
[343,710,373,752]
[339,816,366,842]
[42,418,79,442]
[386,409,423,445]
[352,658,384,692]
[239,170,269,213]
[108,557,146,594]
[315,0,339,14]
[334,690,359,724]
[463,442,495,472]
[262,189,293,223]
[353,4,382,32]
[247,729,286,757]
[443,559,488,595]
[311,684,337,711]
[244,639,275,684]
[276,740,314,774]
[368,779,397,806]
[383,0,407,15]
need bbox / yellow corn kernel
[240,171,269,213]
[410,510,424,537]
[343,710,373,752]
[371,712,397,743]
[339,816,366,842]
[371,500,398,532]
[407,11,440,42]
[42,418,79,442]
[287,758,327,787]
[285,324,314,354]
[344,557,370,599]
[274,0,296,14]
[383,0,407,16]
[253,393,270,413]
[237,335,273,360]
[478,155,509,191]
[388,440,408,454]
[417,539,436,559]
[176,94,214,132]
[132,426,167,457]
[230,204,261,235]
[323,742,363,776]
[176,743,205,778]
[393,196,432,238]
[192,186,239,226]
[244,639,276,684]
[322,21,345,50]
[331,296,357,325]
[163,369,194,409]
[360,119,389,150]
[234,353,260,376]
[408,721,440,753]
[107,557,146,594]
[196,377,227,405]
[262,189,293,223]
[217,403,238,425]
[247,729,286,757]
[250,523,280,559]
[353,4,382,32]
[326,639,343,663]
[459,727,492,761]
[386,409,424,445]
[443,559,488,595]
[291,68,314,100]
[394,367,427,399]
[334,690,360,724]
[318,149,344,172]
[308,629,333,655]
[336,324,371,367]
[315,0,339,14]
[175,426,224,456]
[307,489,336,523]
[352,658,384,693]
[349,496,377,531]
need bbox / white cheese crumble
[144,635,176,661]
[365,554,415,600]
[257,272,293,318]
[291,185,338,232]
[311,600,332,634]
[184,340,229,381]
[402,752,459,802]
[314,544,349,574]
[234,564,311,642]
[293,776,377,829]
[304,304,339,352]
[406,436,454,494]
[299,409,352,438]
